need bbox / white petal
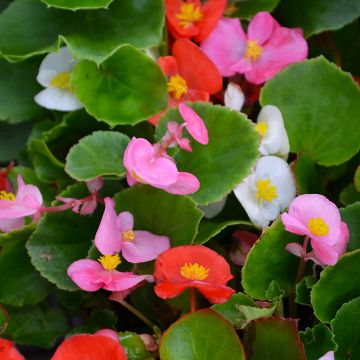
[38,47,76,75]
[34,88,83,111]
[254,156,296,211]
[224,83,245,112]
[257,105,290,158]
[233,175,271,229]
[200,196,227,219]
[37,68,59,87]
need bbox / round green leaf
[231,0,280,20]
[276,0,360,37]
[42,0,113,10]
[160,309,245,360]
[114,185,203,246]
[311,250,360,323]
[65,131,130,181]
[331,297,360,360]
[72,46,167,125]
[156,102,259,205]
[260,57,360,166]
[340,183,360,206]
[355,166,360,192]
[242,218,302,299]
[27,183,102,290]
[120,331,152,360]
[340,202,360,251]
[0,225,52,307]
[0,0,164,63]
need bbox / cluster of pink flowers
[124,103,208,195]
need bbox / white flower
[234,156,296,229]
[255,105,290,158]
[224,82,245,112]
[34,47,83,111]
[200,197,227,219]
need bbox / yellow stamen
[50,72,74,92]
[167,75,188,100]
[308,218,329,236]
[98,254,121,271]
[123,230,135,242]
[180,262,209,281]
[175,3,203,29]
[245,40,263,62]
[256,178,278,203]
[0,190,15,201]
[255,122,267,137]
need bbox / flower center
[0,190,15,201]
[122,230,135,242]
[255,122,267,137]
[167,75,188,100]
[98,254,121,271]
[175,3,203,28]
[308,217,329,236]
[256,178,278,203]
[245,40,263,62]
[50,71,74,91]
[180,262,209,281]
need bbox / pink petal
[179,103,208,145]
[319,351,335,360]
[103,272,152,292]
[230,58,253,74]
[126,170,137,186]
[177,137,192,152]
[116,211,134,233]
[248,12,275,44]
[0,201,37,219]
[162,172,200,195]
[95,197,122,255]
[79,199,97,216]
[94,329,119,342]
[310,240,339,266]
[15,175,43,210]
[121,231,170,263]
[67,259,106,292]
[86,177,103,193]
[201,17,247,77]
[281,212,309,236]
[285,242,304,258]
[330,222,349,257]
[0,217,24,232]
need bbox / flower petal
[35,87,83,111]
[224,83,245,111]
[103,272,152,292]
[116,211,134,232]
[0,218,24,233]
[179,103,208,144]
[195,282,235,304]
[162,172,200,195]
[248,12,275,44]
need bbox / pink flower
[94,198,170,263]
[0,175,43,232]
[94,329,119,342]
[229,230,258,266]
[282,194,349,266]
[201,12,308,84]
[161,121,193,152]
[123,137,200,195]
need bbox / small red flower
[166,0,226,42]
[149,39,222,125]
[51,334,127,360]
[154,245,235,304]
[0,338,24,360]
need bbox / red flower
[154,245,235,304]
[149,39,222,125]
[166,0,226,42]
[51,334,127,360]
[0,338,24,360]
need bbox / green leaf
[340,183,360,206]
[231,0,280,20]
[156,102,259,205]
[4,304,69,348]
[0,225,52,307]
[260,57,360,166]
[42,0,114,10]
[114,185,203,246]
[331,297,360,360]
[311,250,360,323]
[265,280,285,302]
[160,309,245,360]
[293,155,325,194]
[355,166,360,192]
[295,276,316,306]
[340,202,360,251]
[194,220,253,245]
[242,218,302,299]
[120,331,153,360]
[236,304,276,329]
[276,0,360,37]
[247,318,306,360]
[299,323,337,360]
[0,304,9,334]
[0,57,44,123]
[27,183,102,290]
[0,0,165,63]
[72,46,167,125]
[212,292,256,325]
[65,131,130,181]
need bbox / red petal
[51,334,127,360]
[173,39,222,94]
[195,283,235,304]
[154,282,191,299]
[195,0,227,42]
[0,339,24,360]
[158,56,179,77]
